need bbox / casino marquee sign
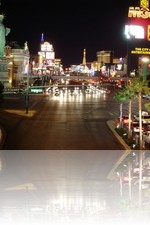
[131,47,150,54]
[125,0,150,41]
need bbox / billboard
[125,0,150,41]
[125,25,145,39]
[125,0,150,73]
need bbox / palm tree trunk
[128,99,132,138]
[139,92,142,150]
[138,91,143,208]
[120,103,123,128]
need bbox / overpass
[20,74,99,80]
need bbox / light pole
[25,73,29,114]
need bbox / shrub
[124,137,136,147]
[115,127,126,137]
[115,126,136,148]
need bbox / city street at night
[0,88,125,150]
[0,0,150,224]
[0,88,149,224]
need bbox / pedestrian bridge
[20,74,99,80]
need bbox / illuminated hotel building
[125,0,150,75]
[96,50,113,68]
[37,33,55,75]
[31,33,63,76]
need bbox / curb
[107,120,133,180]
[107,120,131,150]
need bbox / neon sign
[128,0,150,18]
[126,0,150,40]
[128,7,150,19]
[131,47,150,54]
[140,0,149,9]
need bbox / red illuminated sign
[126,0,150,41]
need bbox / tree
[114,89,128,128]
[126,75,150,208]
[126,76,150,149]
[114,89,135,138]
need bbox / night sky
[1,0,137,68]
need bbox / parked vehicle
[143,131,150,144]
[134,111,150,124]
[131,122,147,133]
[14,89,25,94]
[142,94,150,100]
[122,115,133,124]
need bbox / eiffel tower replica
[81,48,89,75]
[82,48,86,66]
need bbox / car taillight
[124,119,132,123]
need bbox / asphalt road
[0,91,128,224]
[0,90,149,224]
[0,91,125,150]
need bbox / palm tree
[114,89,135,138]
[114,89,128,128]
[126,75,150,208]
[126,76,150,149]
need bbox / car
[117,116,132,126]
[131,122,147,133]
[122,116,132,124]
[54,89,60,96]
[143,131,150,144]
[142,94,150,100]
[134,111,150,124]
[14,89,25,94]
